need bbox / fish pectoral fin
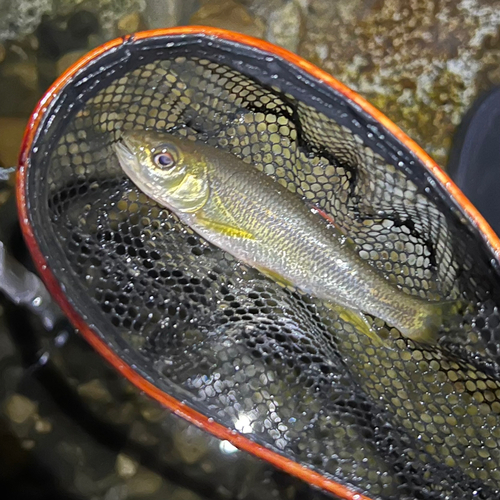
[325,303,389,348]
[194,213,256,240]
[254,265,294,288]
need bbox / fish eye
[153,152,176,169]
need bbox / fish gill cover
[19,31,500,500]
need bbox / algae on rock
[298,0,500,166]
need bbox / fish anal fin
[326,302,389,348]
[255,265,294,288]
[194,213,256,240]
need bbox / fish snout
[120,130,147,155]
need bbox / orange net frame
[18,28,500,500]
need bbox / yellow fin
[195,213,255,239]
[326,303,389,348]
[407,299,467,345]
[255,265,294,288]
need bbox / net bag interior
[18,30,500,500]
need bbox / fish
[114,129,461,345]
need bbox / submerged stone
[299,0,500,166]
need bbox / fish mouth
[113,136,154,199]
[113,138,141,176]
[114,138,134,162]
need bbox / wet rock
[106,401,136,425]
[20,439,36,450]
[37,10,98,60]
[77,379,113,403]
[126,469,162,496]
[0,40,41,115]
[299,0,500,166]
[87,33,102,49]
[0,324,15,361]
[104,484,128,500]
[0,188,11,207]
[115,453,138,479]
[2,366,24,394]
[26,34,39,51]
[0,0,52,43]
[67,9,99,40]
[129,420,159,446]
[296,0,312,11]
[139,403,166,423]
[239,0,287,20]
[0,117,28,167]
[74,469,98,497]
[4,394,38,424]
[2,60,38,90]
[36,8,101,87]
[170,488,202,500]
[117,11,142,35]
[143,0,198,30]
[34,417,52,433]
[266,0,303,52]
[190,0,266,39]
[57,441,86,466]
[56,49,87,75]
[173,426,209,464]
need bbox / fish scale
[115,130,459,345]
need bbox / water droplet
[55,330,69,347]
[37,351,50,366]
[219,440,238,454]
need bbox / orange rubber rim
[16,26,500,500]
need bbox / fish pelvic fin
[254,265,294,288]
[325,303,389,348]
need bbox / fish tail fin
[409,299,468,344]
[325,303,389,348]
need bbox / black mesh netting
[23,34,500,500]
